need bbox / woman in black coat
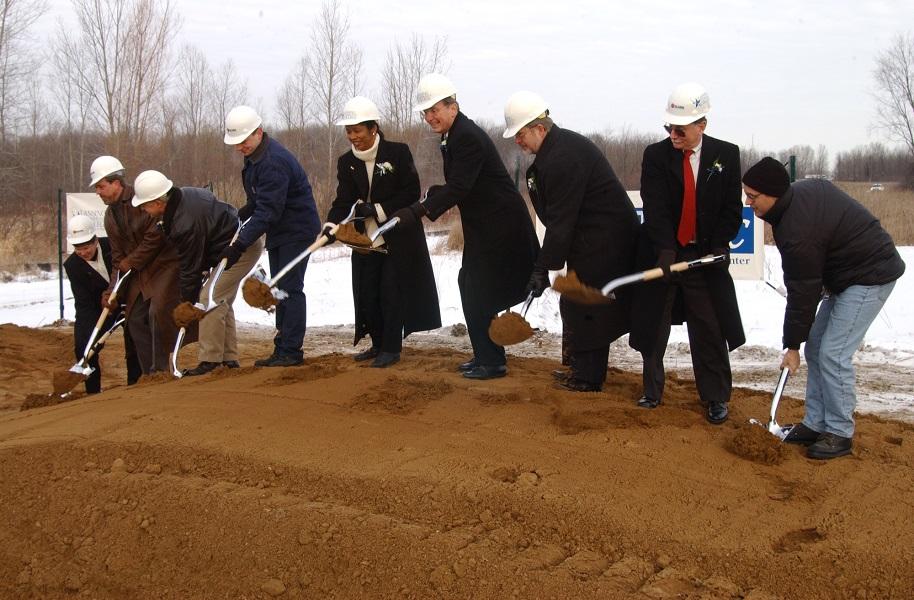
[325,96,441,368]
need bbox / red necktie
[677,149,696,246]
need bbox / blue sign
[633,207,755,254]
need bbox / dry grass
[836,182,914,245]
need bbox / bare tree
[0,0,49,142]
[174,44,212,138]
[380,34,449,133]
[211,58,248,129]
[873,33,914,163]
[276,56,311,132]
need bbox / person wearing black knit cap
[743,157,905,459]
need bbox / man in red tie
[629,82,745,424]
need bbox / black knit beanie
[742,157,790,198]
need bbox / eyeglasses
[744,191,762,201]
[663,124,688,137]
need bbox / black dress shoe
[807,432,853,459]
[254,354,277,367]
[183,361,221,377]
[707,402,729,424]
[551,369,572,382]
[637,396,661,409]
[257,354,304,368]
[783,422,821,446]
[354,347,380,362]
[371,352,400,368]
[555,378,601,392]
[222,360,241,369]
[457,358,478,372]
[462,365,507,380]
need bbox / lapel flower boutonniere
[706,159,724,181]
[376,162,395,176]
[527,176,537,192]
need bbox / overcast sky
[36,0,914,158]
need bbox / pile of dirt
[2,323,914,599]
[172,302,206,328]
[488,311,534,346]
[335,222,373,247]
[242,277,277,310]
[51,369,86,396]
[728,422,791,465]
[553,271,610,304]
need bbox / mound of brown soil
[488,311,534,346]
[172,302,206,328]
[51,369,86,396]
[553,271,610,305]
[335,222,373,247]
[242,277,277,310]
[728,423,791,465]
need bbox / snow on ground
[3,243,913,416]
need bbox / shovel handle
[768,367,790,427]
[601,254,726,296]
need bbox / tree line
[0,0,912,267]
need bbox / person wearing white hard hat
[221,105,320,367]
[132,170,263,376]
[92,155,183,376]
[63,214,141,393]
[629,82,745,424]
[386,73,538,380]
[504,91,639,392]
[320,96,440,368]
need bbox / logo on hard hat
[692,97,703,108]
[670,102,685,110]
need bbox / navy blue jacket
[762,179,905,349]
[237,133,320,250]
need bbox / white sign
[65,193,107,250]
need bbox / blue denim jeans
[268,240,310,360]
[802,281,896,438]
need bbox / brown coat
[103,184,194,347]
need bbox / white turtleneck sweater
[351,135,387,222]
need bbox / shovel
[69,269,132,376]
[488,292,536,346]
[172,221,248,378]
[554,254,727,304]
[749,367,792,440]
[54,317,127,397]
[243,213,400,310]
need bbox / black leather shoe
[182,361,221,377]
[354,347,380,362]
[783,422,821,446]
[555,378,601,392]
[457,359,478,372]
[222,360,241,369]
[807,432,853,459]
[257,354,304,368]
[707,402,729,424]
[637,396,661,409]
[551,369,572,382]
[371,352,400,368]
[254,354,277,367]
[463,365,507,380]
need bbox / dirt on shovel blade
[335,222,373,247]
[51,369,86,396]
[728,423,790,465]
[242,277,277,310]
[553,271,611,305]
[172,302,206,328]
[488,311,534,346]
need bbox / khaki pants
[197,237,264,363]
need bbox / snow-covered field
[3,242,913,417]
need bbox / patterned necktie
[677,149,696,246]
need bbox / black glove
[391,203,426,229]
[525,267,550,298]
[353,202,377,219]
[218,244,244,269]
[237,203,254,222]
[318,223,336,244]
[657,249,676,281]
[424,185,445,200]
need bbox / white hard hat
[664,82,711,125]
[89,155,125,187]
[337,96,381,126]
[131,170,174,207]
[413,73,457,112]
[224,105,262,145]
[502,91,549,138]
[67,215,97,246]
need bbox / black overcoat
[526,126,639,350]
[64,237,115,351]
[629,134,745,353]
[328,138,441,343]
[422,111,538,312]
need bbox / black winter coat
[630,135,745,353]
[65,237,115,346]
[423,111,538,312]
[160,187,239,302]
[237,133,321,251]
[526,126,639,349]
[327,138,441,343]
[762,179,905,349]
